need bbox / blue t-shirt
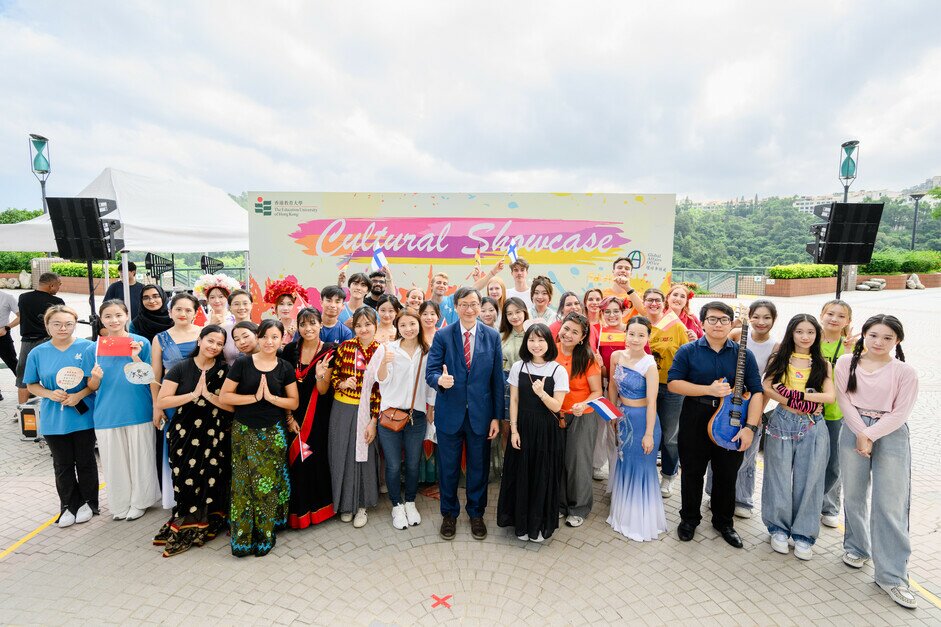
[82,333,154,430]
[23,339,96,436]
[338,305,353,326]
[321,320,353,344]
[667,336,763,395]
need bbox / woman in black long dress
[497,324,570,543]
[281,307,337,528]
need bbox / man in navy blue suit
[426,286,505,540]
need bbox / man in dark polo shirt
[15,272,64,403]
[668,300,763,548]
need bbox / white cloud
[0,0,938,213]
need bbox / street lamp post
[836,140,860,299]
[910,193,925,250]
[28,134,51,214]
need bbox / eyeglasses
[49,322,76,330]
[704,316,732,325]
[457,302,480,310]
[643,298,664,304]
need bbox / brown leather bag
[379,351,424,432]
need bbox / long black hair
[187,324,228,359]
[500,296,530,341]
[846,315,906,392]
[560,312,594,378]
[764,314,828,393]
[518,323,558,362]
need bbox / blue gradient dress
[607,355,668,541]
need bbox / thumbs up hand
[438,364,454,389]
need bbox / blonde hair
[487,275,507,311]
[666,283,693,315]
[44,304,79,326]
[820,299,853,337]
[433,272,449,282]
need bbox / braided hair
[846,314,905,392]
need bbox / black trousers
[0,332,17,373]
[678,399,744,530]
[44,428,99,516]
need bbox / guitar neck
[733,320,748,397]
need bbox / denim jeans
[657,383,684,477]
[761,406,829,544]
[706,409,770,509]
[821,418,843,517]
[840,417,911,587]
[377,410,426,506]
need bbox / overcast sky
[1,1,938,211]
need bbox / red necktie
[464,330,472,369]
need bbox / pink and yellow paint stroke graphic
[290,217,631,266]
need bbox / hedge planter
[917,274,941,288]
[764,276,838,298]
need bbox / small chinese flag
[97,336,133,357]
[193,307,208,327]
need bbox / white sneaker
[770,532,789,554]
[565,515,584,528]
[75,504,93,524]
[842,551,867,569]
[125,507,145,521]
[58,510,76,528]
[352,508,368,528]
[821,514,840,528]
[880,584,917,609]
[517,533,529,541]
[112,511,128,521]
[530,532,545,543]
[340,512,353,523]
[379,484,388,495]
[391,505,408,530]
[404,502,421,526]
[734,506,752,519]
[592,465,608,481]
[794,540,813,561]
[660,475,673,498]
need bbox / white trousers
[96,422,160,516]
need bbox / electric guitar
[707,305,751,451]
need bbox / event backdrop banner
[247,192,675,315]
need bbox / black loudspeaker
[47,197,124,261]
[806,202,884,265]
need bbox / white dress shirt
[375,339,436,411]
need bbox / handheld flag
[507,242,519,263]
[193,306,208,327]
[371,245,389,272]
[289,293,309,321]
[298,439,313,462]
[336,251,353,271]
[97,336,133,358]
[587,397,623,421]
[474,245,481,267]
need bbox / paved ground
[0,288,939,625]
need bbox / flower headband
[264,276,305,306]
[193,273,242,299]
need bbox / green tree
[0,208,42,224]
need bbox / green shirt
[820,339,844,421]
[502,330,525,372]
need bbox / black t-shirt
[164,357,229,396]
[226,355,297,428]
[104,281,145,319]
[18,290,65,341]
[363,295,381,310]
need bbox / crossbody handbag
[379,351,425,432]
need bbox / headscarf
[131,284,173,341]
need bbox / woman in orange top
[556,312,602,528]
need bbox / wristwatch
[744,423,759,433]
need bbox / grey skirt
[328,400,379,513]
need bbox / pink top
[834,355,918,441]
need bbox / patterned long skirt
[230,422,290,557]
[153,407,230,557]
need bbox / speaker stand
[86,260,99,340]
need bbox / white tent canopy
[0,167,248,253]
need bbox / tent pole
[121,252,130,308]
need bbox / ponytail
[896,344,905,362]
